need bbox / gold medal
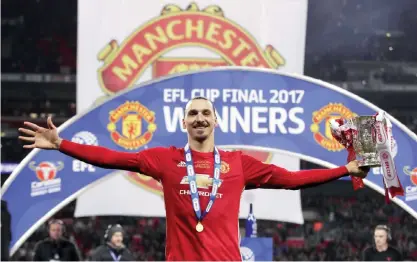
[196,222,204,232]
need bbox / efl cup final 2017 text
[162,88,306,135]
[163,88,305,104]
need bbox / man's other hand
[346,160,370,178]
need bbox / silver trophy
[350,115,382,167]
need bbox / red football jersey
[135,147,271,261]
[59,140,348,261]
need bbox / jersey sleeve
[241,153,275,187]
[241,153,349,189]
[59,140,166,180]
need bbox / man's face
[182,99,217,142]
[374,229,388,246]
[111,232,123,247]
[49,223,63,240]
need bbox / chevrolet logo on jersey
[180,174,223,189]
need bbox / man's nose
[196,113,204,121]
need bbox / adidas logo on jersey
[177,161,186,167]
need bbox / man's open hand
[18,116,62,150]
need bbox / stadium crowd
[1,0,76,74]
[9,191,417,261]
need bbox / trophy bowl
[350,115,382,168]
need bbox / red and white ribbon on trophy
[330,111,404,202]
[374,111,404,201]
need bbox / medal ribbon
[184,143,222,222]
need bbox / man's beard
[194,133,209,142]
[191,121,210,142]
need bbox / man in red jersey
[18,97,368,261]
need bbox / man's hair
[184,96,216,116]
[375,224,392,240]
[48,219,64,228]
[47,219,65,235]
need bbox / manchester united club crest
[310,103,357,152]
[97,2,285,94]
[220,161,230,174]
[107,101,157,150]
[29,161,64,197]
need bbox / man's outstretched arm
[18,117,165,179]
[59,139,147,173]
[242,154,367,190]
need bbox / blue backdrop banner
[2,67,417,255]
[240,237,273,261]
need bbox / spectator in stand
[8,194,417,261]
[33,219,81,261]
[90,224,135,261]
[362,225,403,261]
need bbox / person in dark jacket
[1,200,12,261]
[362,225,403,261]
[33,219,81,261]
[90,224,135,261]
